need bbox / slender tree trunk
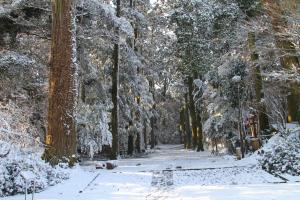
[188,77,198,149]
[111,0,121,159]
[180,108,185,145]
[162,77,168,98]
[184,93,192,149]
[150,116,155,149]
[129,0,135,49]
[237,84,245,158]
[248,32,269,133]
[134,24,139,53]
[44,0,77,166]
[196,113,204,151]
[149,79,156,149]
[143,120,147,149]
[135,132,141,153]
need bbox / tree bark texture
[150,116,156,149]
[44,0,77,165]
[180,108,185,145]
[184,93,192,149]
[143,120,147,149]
[111,0,121,159]
[196,113,204,151]
[248,32,270,132]
[188,76,198,149]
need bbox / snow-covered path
[3,145,300,200]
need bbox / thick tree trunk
[188,77,198,149]
[184,93,192,149]
[44,0,77,166]
[127,135,134,155]
[248,32,269,132]
[135,133,141,153]
[111,0,121,159]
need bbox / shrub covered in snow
[258,132,300,176]
[0,140,69,197]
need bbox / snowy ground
[2,145,300,200]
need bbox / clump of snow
[11,0,23,7]
[0,140,69,197]
[117,17,134,37]
[0,6,5,15]
[231,75,241,83]
[257,131,300,176]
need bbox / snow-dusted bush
[77,105,112,159]
[0,140,69,197]
[259,132,300,176]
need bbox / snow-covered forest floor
[2,145,300,200]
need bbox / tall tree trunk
[150,116,156,149]
[184,93,192,149]
[111,0,121,159]
[188,77,198,149]
[248,32,269,133]
[128,0,140,53]
[143,119,147,149]
[149,79,156,149]
[127,135,134,155]
[134,24,139,53]
[44,0,77,166]
[129,0,135,49]
[162,77,168,98]
[263,0,300,123]
[135,132,141,153]
[196,113,204,151]
[179,108,185,145]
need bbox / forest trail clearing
[2,145,300,200]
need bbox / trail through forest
[1,1,300,199]
[3,145,300,200]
